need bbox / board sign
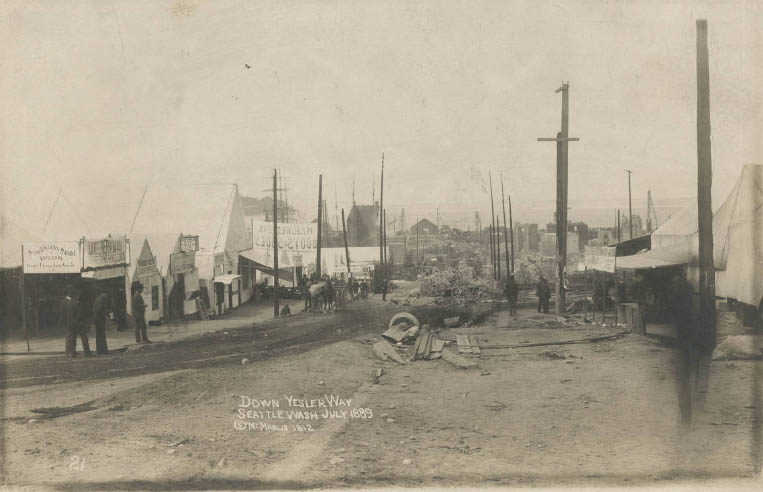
[179,235,199,253]
[22,242,81,274]
[252,221,317,252]
[170,251,195,275]
[584,246,616,273]
[84,237,127,269]
[136,257,159,278]
[81,265,125,280]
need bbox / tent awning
[615,243,690,270]
[214,274,241,285]
[239,250,295,283]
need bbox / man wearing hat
[132,282,151,343]
[504,274,519,316]
[93,289,110,354]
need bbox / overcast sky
[1,0,761,233]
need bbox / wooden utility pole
[496,215,501,280]
[416,216,420,270]
[537,82,580,314]
[341,208,351,276]
[616,209,621,243]
[316,174,323,279]
[379,153,384,268]
[20,247,29,352]
[489,223,494,278]
[500,173,510,276]
[625,169,633,239]
[273,169,280,317]
[489,171,497,280]
[383,209,388,279]
[696,19,716,348]
[509,196,515,274]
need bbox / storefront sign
[179,235,199,253]
[170,251,195,275]
[84,237,127,269]
[252,221,317,252]
[22,242,81,274]
[136,257,159,278]
[81,265,125,280]
[584,246,616,273]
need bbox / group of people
[59,285,114,357]
[59,281,151,358]
[501,274,553,315]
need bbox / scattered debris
[541,351,567,360]
[318,380,325,386]
[30,401,97,419]
[441,349,478,369]
[402,458,413,465]
[167,438,190,448]
[372,340,407,364]
[167,449,176,455]
[444,316,461,328]
[217,458,226,467]
[241,358,250,365]
[384,312,421,343]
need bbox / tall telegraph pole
[696,19,716,348]
[273,169,279,317]
[538,83,580,314]
[625,169,633,239]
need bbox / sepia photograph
[0,1,762,490]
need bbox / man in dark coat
[93,290,110,354]
[536,276,551,314]
[303,276,312,312]
[114,288,128,331]
[75,286,94,356]
[60,287,80,357]
[132,283,150,343]
[504,274,519,316]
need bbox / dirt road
[1,294,761,490]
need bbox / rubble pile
[419,266,496,304]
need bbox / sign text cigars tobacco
[22,242,81,273]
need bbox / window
[151,285,159,311]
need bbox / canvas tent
[130,184,253,314]
[617,164,763,307]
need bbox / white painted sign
[252,221,317,252]
[22,242,81,273]
[584,246,616,273]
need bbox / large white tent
[618,164,763,307]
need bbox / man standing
[536,276,551,314]
[303,275,312,312]
[60,287,80,357]
[132,283,150,343]
[504,274,519,316]
[75,286,94,356]
[93,290,110,354]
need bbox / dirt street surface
[1,290,762,490]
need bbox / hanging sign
[179,235,199,253]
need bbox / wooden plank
[415,329,430,358]
[423,331,434,358]
[411,332,424,361]
[469,335,481,355]
[456,334,472,354]
[372,339,406,364]
[430,338,445,353]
